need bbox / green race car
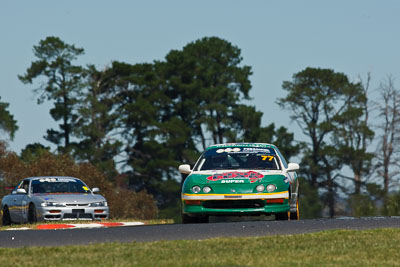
[179,143,299,223]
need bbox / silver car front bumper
[37,206,109,221]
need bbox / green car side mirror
[178,164,191,174]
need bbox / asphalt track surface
[1,217,399,248]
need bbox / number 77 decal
[261,155,274,161]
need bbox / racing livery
[179,143,299,223]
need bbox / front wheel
[275,212,289,220]
[290,199,300,221]
[196,215,209,223]
[2,206,12,226]
[182,213,193,224]
[182,213,209,224]
[28,204,37,224]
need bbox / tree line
[1,36,399,220]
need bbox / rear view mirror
[178,164,191,174]
[92,187,100,193]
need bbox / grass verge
[0,228,399,266]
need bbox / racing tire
[195,215,209,224]
[182,213,194,224]
[275,212,289,221]
[290,199,300,221]
[2,206,12,226]
[28,204,37,224]
[182,214,209,224]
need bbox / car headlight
[41,202,65,207]
[256,185,265,192]
[192,186,201,193]
[89,201,108,207]
[266,184,276,192]
[202,186,211,193]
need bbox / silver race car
[1,176,109,225]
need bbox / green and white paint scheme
[179,143,299,223]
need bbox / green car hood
[182,170,288,195]
[189,171,284,184]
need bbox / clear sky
[1,0,399,153]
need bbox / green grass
[0,228,399,266]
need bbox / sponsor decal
[243,147,271,153]
[221,180,245,183]
[215,147,272,154]
[39,178,76,183]
[207,171,264,183]
[216,147,242,153]
[224,195,242,198]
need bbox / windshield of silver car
[194,147,281,171]
[31,178,91,194]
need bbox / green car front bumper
[182,191,290,216]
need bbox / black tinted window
[31,178,90,194]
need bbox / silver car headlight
[41,202,66,207]
[89,201,108,207]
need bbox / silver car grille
[65,203,89,207]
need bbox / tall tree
[375,76,400,195]
[0,97,18,140]
[73,64,122,178]
[278,67,366,217]
[102,62,174,194]
[18,36,85,152]
[162,37,252,150]
[332,73,374,194]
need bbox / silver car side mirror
[92,187,100,193]
[16,188,27,194]
[178,164,191,174]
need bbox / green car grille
[203,200,265,209]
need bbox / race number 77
[261,155,274,161]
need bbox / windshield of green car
[31,178,91,194]
[194,147,281,171]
